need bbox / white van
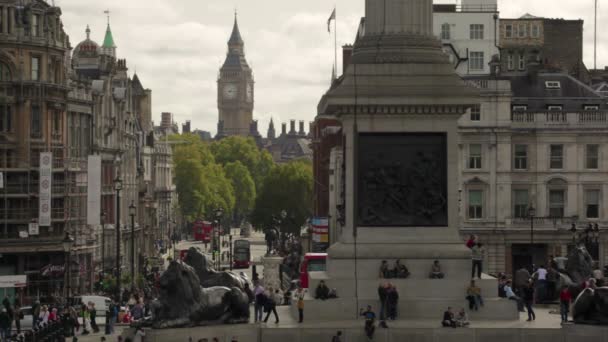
[71,295,112,317]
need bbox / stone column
[261,256,282,291]
[365,0,433,36]
[1,7,7,34]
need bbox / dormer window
[547,105,563,111]
[512,105,528,112]
[545,81,561,89]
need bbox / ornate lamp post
[100,210,106,276]
[113,176,123,302]
[215,208,224,270]
[528,206,536,245]
[129,201,136,290]
[62,232,74,299]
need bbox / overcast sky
[56,0,606,136]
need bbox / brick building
[499,14,589,82]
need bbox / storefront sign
[41,264,64,277]
[0,275,27,288]
[39,152,52,226]
[28,222,39,236]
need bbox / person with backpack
[262,288,279,324]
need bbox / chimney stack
[299,121,305,136]
[290,120,296,134]
[282,123,287,136]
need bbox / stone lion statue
[143,261,249,329]
[184,247,249,290]
[573,287,608,325]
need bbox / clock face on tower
[246,83,253,102]
[223,84,238,100]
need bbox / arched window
[441,23,451,40]
[0,62,11,81]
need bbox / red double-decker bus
[193,220,213,243]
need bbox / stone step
[326,258,479,280]
[307,275,499,299]
[290,297,518,321]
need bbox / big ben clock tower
[217,14,254,137]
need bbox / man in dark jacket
[523,281,536,321]
[377,283,388,321]
[387,284,399,320]
[0,308,11,341]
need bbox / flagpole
[334,6,338,78]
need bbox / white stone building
[459,68,608,275]
[433,0,499,75]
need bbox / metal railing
[511,111,608,127]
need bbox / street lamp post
[62,232,74,299]
[114,177,123,302]
[215,208,224,270]
[528,206,536,246]
[100,211,106,276]
[129,201,136,290]
[229,234,233,271]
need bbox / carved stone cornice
[327,104,470,117]
[352,34,448,65]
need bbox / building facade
[499,15,588,82]
[433,0,499,75]
[217,15,255,137]
[459,68,608,275]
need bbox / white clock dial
[246,84,253,102]
[223,84,238,99]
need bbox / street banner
[312,217,329,243]
[87,155,101,225]
[39,152,52,226]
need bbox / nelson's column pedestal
[296,0,519,322]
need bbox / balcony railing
[511,111,608,128]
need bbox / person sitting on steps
[379,260,390,279]
[393,260,410,279]
[455,308,470,327]
[315,280,330,300]
[442,307,456,328]
[430,260,445,279]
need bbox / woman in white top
[38,305,49,325]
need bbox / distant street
[175,229,267,281]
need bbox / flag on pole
[327,8,336,33]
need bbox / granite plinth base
[130,322,607,342]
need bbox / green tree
[174,159,206,221]
[210,136,274,190]
[224,161,256,225]
[251,160,313,236]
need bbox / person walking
[0,308,10,342]
[81,303,91,335]
[471,243,484,279]
[296,288,305,323]
[12,299,21,334]
[89,302,99,333]
[466,280,484,311]
[38,305,50,326]
[559,286,573,323]
[523,281,536,321]
[377,283,388,322]
[360,305,376,341]
[387,284,399,320]
[263,289,279,324]
[253,283,265,323]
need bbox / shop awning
[0,275,27,288]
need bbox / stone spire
[85,25,90,39]
[228,12,244,53]
[267,117,276,140]
[101,12,117,58]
